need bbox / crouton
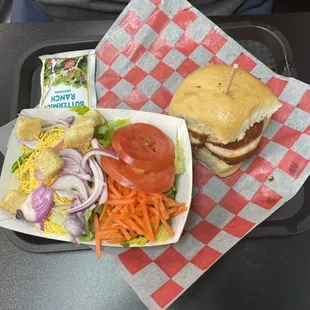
[64,125,94,149]
[75,109,105,127]
[0,190,28,215]
[85,109,105,125]
[17,118,42,140]
[34,147,64,179]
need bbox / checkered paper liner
[94,0,310,308]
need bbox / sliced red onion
[64,215,86,238]
[99,185,107,205]
[67,159,104,215]
[16,183,54,223]
[64,196,86,245]
[61,155,86,173]
[51,175,88,201]
[65,116,76,125]
[58,148,83,163]
[18,111,29,118]
[56,120,70,128]
[56,189,80,200]
[56,116,76,127]
[39,222,45,231]
[42,125,55,132]
[61,169,91,181]
[16,137,39,150]
[73,196,82,207]
[42,119,53,127]
[91,138,101,163]
[34,169,45,181]
[81,148,118,171]
[83,180,92,196]
[42,120,68,131]
[91,156,104,180]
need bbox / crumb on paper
[268,176,274,182]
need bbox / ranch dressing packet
[39,50,96,109]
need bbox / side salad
[0,108,187,258]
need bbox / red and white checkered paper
[94,0,310,308]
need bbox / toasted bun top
[169,64,281,144]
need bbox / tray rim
[5,21,307,254]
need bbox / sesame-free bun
[169,64,281,144]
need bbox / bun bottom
[194,147,242,178]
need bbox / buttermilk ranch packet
[39,50,96,109]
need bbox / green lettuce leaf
[79,209,93,242]
[175,134,186,175]
[120,236,149,247]
[95,118,131,147]
[70,106,90,115]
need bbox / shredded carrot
[108,179,122,198]
[116,182,123,195]
[160,217,175,237]
[125,191,137,199]
[159,198,169,220]
[106,199,135,205]
[153,215,160,235]
[160,194,168,201]
[168,207,178,215]
[124,218,145,236]
[115,220,129,229]
[129,203,135,214]
[94,213,102,259]
[149,207,160,216]
[120,227,131,240]
[108,193,119,199]
[129,229,138,238]
[96,176,187,248]
[120,205,129,214]
[171,207,187,217]
[139,199,155,241]
[165,199,176,207]
[99,204,109,221]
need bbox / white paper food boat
[0,108,192,247]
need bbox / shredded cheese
[13,125,91,235]
[14,127,67,200]
[43,208,69,235]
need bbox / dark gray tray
[5,21,309,253]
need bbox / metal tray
[4,21,309,253]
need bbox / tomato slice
[101,146,175,193]
[111,123,174,171]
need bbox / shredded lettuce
[79,209,93,242]
[70,106,90,115]
[121,236,149,247]
[175,134,186,175]
[94,118,131,147]
[43,209,68,235]
[120,224,171,247]
[156,224,170,242]
[163,183,177,200]
[93,204,103,217]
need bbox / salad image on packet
[39,50,97,109]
